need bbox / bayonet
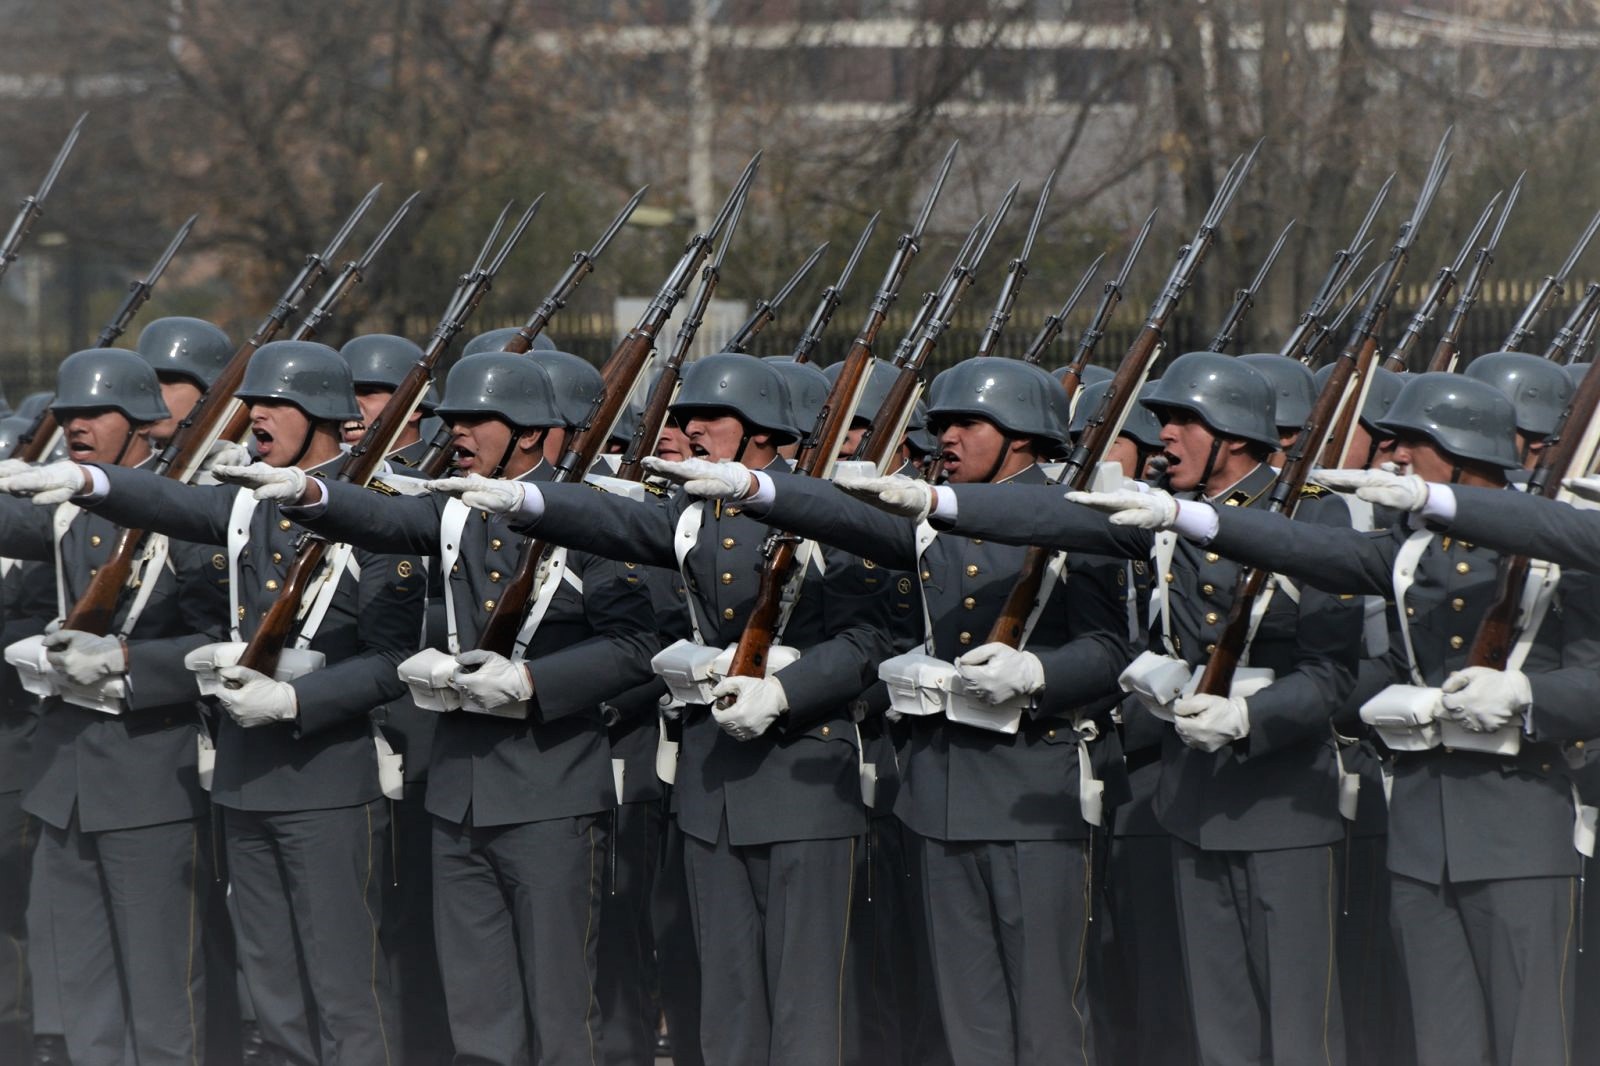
[976,169,1055,357]
[0,112,88,284]
[790,211,879,364]
[1207,218,1294,353]
[294,191,419,341]
[96,212,197,348]
[1020,252,1105,365]
[724,240,828,354]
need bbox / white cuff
[1418,483,1457,524]
[1172,500,1219,543]
[77,465,111,502]
[745,470,776,512]
[517,483,547,521]
[279,478,329,517]
[930,487,958,522]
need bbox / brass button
[272,552,282,564]
[489,571,502,583]
[1164,572,1175,584]
[721,572,733,585]
[1444,746,1454,754]
[971,538,983,545]
[722,608,735,620]
[959,631,972,645]
[1205,643,1217,654]
[1451,598,1465,611]
[89,567,97,577]
[1449,635,1464,649]
[279,519,292,531]
[1577,740,1587,750]
[965,564,979,577]
[90,534,101,547]
[265,579,279,591]
[1046,729,1056,739]
[1205,552,1220,563]
[237,606,246,619]
[484,599,496,610]
[1405,606,1415,617]
[921,570,932,581]
[722,537,735,549]
[451,563,460,575]
[1456,561,1470,574]
[821,725,831,736]
[962,597,976,610]
[624,562,636,570]
[1204,612,1219,625]
[863,559,876,570]
[1201,584,1215,596]
[490,538,503,551]
[1542,763,1552,772]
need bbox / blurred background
[0,0,1595,401]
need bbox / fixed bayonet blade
[709,152,762,244]
[912,140,960,241]
[1019,168,1056,262]
[469,201,514,280]
[1488,172,1524,252]
[487,193,543,276]
[1057,252,1106,320]
[1330,261,1384,335]
[1113,208,1158,290]
[356,191,419,272]
[1558,203,1600,283]
[1205,139,1262,229]
[1250,219,1295,292]
[1450,192,1501,276]
[836,211,879,290]
[322,183,383,265]
[772,241,828,309]
[1400,132,1453,250]
[1348,174,1396,257]
[35,112,86,204]
[143,213,197,288]
[590,185,649,260]
[709,182,749,273]
[969,183,1020,271]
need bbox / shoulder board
[1297,483,1330,499]
[367,479,401,497]
[1221,489,1252,507]
[642,481,669,497]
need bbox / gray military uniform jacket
[753,465,1131,842]
[0,483,223,832]
[0,560,49,797]
[512,458,894,847]
[1209,496,1600,882]
[289,464,659,827]
[85,461,425,813]
[943,464,1362,852]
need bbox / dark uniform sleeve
[1526,567,1600,742]
[1032,553,1133,712]
[289,481,444,556]
[517,483,680,570]
[940,482,1154,560]
[758,473,921,570]
[0,495,55,561]
[527,553,661,723]
[1443,485,1600,572]
[774,546,896,734]
[88,464,236,546]
[123,537,229,711]
[1207,504,1397,597]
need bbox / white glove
[0,460,89,504]
[426,475,526,514]
[1313,468,1429,512]
[215,665,298,728]
[450,649,534,710]
[0,459,31,479]
[954,643,1045,705]
[42,630,126,686]
[834,473,935,522]
[643,457,756,500]
[1172,693,1250,752]
[212,463,308,504]
[204,440,253,471]
[1440,666,1530,733]
[1564,475,1600,503]
[710,675,788,741]
[1066,488,1179,530]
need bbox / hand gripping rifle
[475,157,761,658]
[415,188,649,477]
[59,188,401,636]
[612,166,759,484]
[987,143,1261,649]
[1197,130,1453,699]
[0,113,84,288]
[975,170,1056,358]
[1052,208,1157,395]
[235,200,539,678]
[1019,252,1105,366]
[1501,203,1600,353]
[1279,176,1393,364]
[1428,172,1522,373]
[722,241,829,354]
[709,145,957,685]
[95,213,197,348]
[1207,218,1294,354]
[1382,190,1500,373]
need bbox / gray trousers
[1099,833,1196,1066]
[29,814,206,1066]
[1392,872,1577,1066]
[432,812,607,1066]
[650,816,704,1066]
[1171,839,1345,1066]
[0,790,31,1062]
[596,800,662,1066]
[920,835,1094,1066]
[682,827,856,1066]
[225,801,394,1066]
[382,788,450,1065]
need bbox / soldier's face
[1391,435,1456,482]
[348,387,388,442]
[60,408,142,465]
[448,415,514,475]
[682,412,757,462]
[152,376,202,444]
[1340,422,1396,470]
[655,422,689,463]
[935,417,1007,483]
[1156,410,1220,491]
[248,401,313,467]
[839,420,869,460]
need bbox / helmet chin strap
[979,435,1015,484]
[111,423,140,466]
[287,418,320,469]
[1194,438,1225,498]
[491,427,544,479]
[1359,432,1382,471]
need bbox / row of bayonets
[14,127,1600,687]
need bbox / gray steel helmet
[0,414,31,458]
[1313,363,1404,432]
[1377,372,1519,469]
[235,340,361,423]
[1070,378,1163,451]
[670,352,799,444]
[1139,351,1280,449]
[764,357,830,437]
[1238,353,1316,430]
[926,357,1070,446]
[1053,363,1113,391]
[1464,351,1575,438]
[609,398,646,447]
[17,391,52,421]
[434,353,565,429]
[51,348,170,423]
[906,398,937,456]
[530,351,603,429]
[340,334,437,412]
[823,357,897,427]
[462,326,558,356]
[1567,362,1591,390]
[135,316,233,389]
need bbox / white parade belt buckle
[397,648,461,713]
[946,679,1025,735]
[878,651,956,718]
[1117,650,1191,722]
[1437,719,1522,757]
[651,639,724,706]
[184,642,326,697]
[1360,684,1443,751]
[4,634,128,714]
